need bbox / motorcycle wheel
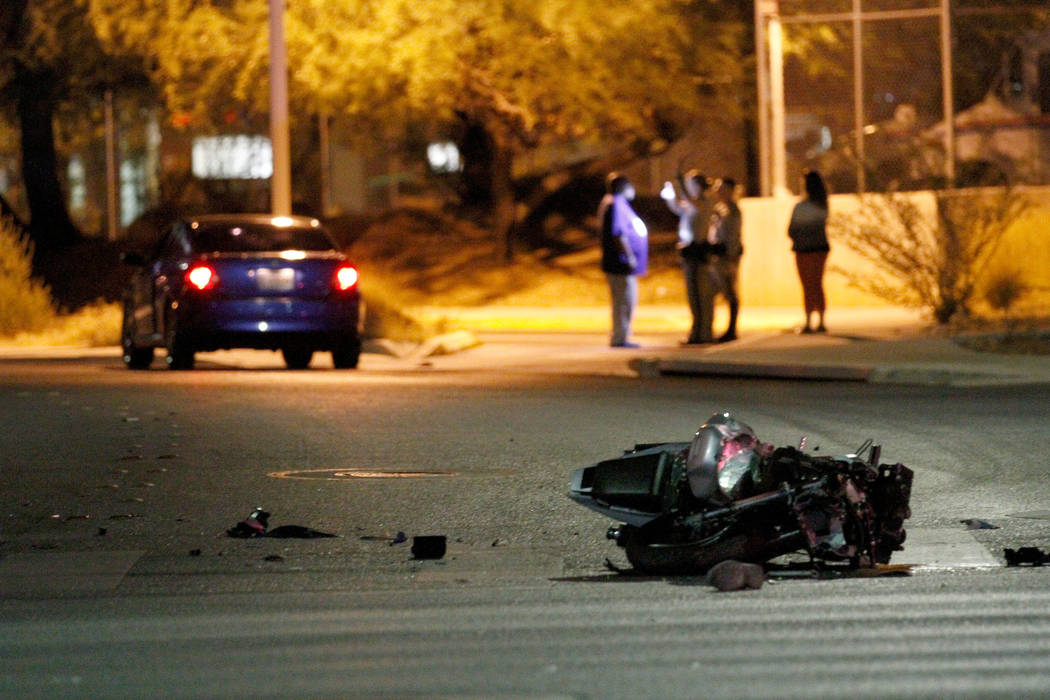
[624,533,752,576]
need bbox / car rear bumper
[179,297,360,351]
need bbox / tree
[87,0,747,254]
[0,0,151,255]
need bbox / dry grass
[2,300,121,348]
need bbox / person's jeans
[606,273,637,345]
[682,257,714,343]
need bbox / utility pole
[104,89,119,240]
[268,0,291,216]
[940,0,955,186]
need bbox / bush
[0,217,56,336]
[829,186,1033,324]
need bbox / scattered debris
[491,538,509,547]
[263,554,285,562]
[226,508,337,539]
[64,514,90,521]
[226,507,269,538]
[961,518,999,530]
[96,528,107,537]
[390,531,407,545]
[189,548,201,556]
[705,560,765,591]
[411,536,447,560]
[1004,547,1049,566]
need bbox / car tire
[165,317,195,370]
[331,339,360,369]
[281,347,313,369]
[121,303,154,370]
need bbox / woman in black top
[787,170,830,333]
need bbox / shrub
[983,269,1028,316]
[0,217,56,336]
[829,186,1033,324]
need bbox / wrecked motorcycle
[569,412,913,575]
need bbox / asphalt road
[3,334,1050,697]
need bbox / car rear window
[190,223,336,253]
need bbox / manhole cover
[269,468,457,481]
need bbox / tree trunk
[489,136,516,262]
[456,114,518,261]
[16,67,81,254]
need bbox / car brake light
[186,264,218,291]
[335,264,359,291]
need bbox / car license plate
[254,267,295,292]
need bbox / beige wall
[738,187,1050,309]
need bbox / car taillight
[335,264,359,291]
[186,264,218,291]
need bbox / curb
[657,359,871,382]
[653,358,1046,387]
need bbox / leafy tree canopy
[87,0,746,153]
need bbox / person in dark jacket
[787,170,830,333]
[706,177,742,343]
[598,173,648,348]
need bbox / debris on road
[391,531,407,545]
[411,536,447,559]
[1005,547,1049,566]
[705,560,765,591]
[226,507,337,539]
[961,518,999,530]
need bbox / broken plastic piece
[1004,547,1049,566]
[226,507,270,538]
[226,508,337,538]
[411,536,447,559]
[961,518,999,530]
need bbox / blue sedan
[121,214,361,370]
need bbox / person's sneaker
[611,341,640,348]
[717,332,737,343]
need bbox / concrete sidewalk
[414,304,1050,386]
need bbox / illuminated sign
[192,135,273,180]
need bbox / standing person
[598,172,648,348]
[661,170,714,345]
[706,177,742,342]
[788,169,830,333]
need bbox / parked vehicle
[121,214,361,370]
[569,412,913,575]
